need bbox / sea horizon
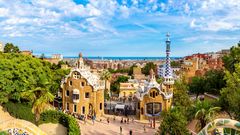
[62,56,182,61]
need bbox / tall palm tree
[194,100,220,130]
[100,70,112,98]
[21,79,54,125]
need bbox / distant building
[61,53,105,117]
[119,82,138,98]
[0,42,4,52]
[132,66,146,80]
[43,54,63,64]
[20,50,32,56]
[52,54,63,60]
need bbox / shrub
[2,101,35,123]
[40,110,80,135]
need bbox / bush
[2,101,35,123]
[3,102,80,135]
[40,110,80,135]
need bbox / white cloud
[189,0,240,31]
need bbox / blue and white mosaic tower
[163,33,174,85]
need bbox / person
[107,117,110,124]
[129,129,132,135]
[127,117,129,124]
[92,115,95,125]
[120,126,122,134]
[132,117,134,123]
[143,125,146,132]
[113,116,116,121]
[124,119,127,123]
[121,117,123,123]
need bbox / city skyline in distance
[0,0,239,57]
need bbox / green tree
[204,69,226,95]
[0,53,68,103]
[110,75,129,94]
[222,42,240,73]
[220,63,240,120]
[100,70,112,99]
[21,75,54,125]
[157,108,189,135]
[142,62,157,75]
[193,100,220,131]
[189,76,206,99]
[3,43,20,53]
[128,65,137,76]
[173,79,191,108]
[171,61,181,67]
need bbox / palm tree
[100,70,112,98]
[194,100,221,130]
[21,79,54,125]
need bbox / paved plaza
[79,115,159,135]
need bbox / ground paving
[79,114,159,135]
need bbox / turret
[163,33,174,85]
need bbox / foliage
[3,43,20,53]
[2,101,35,123]
[222,42,240,73]
[21,78,55,125]
[110,75,129,94]
[193,100,221,131]
[189,76,206,98]
[128,65,137,76]
[0,131,8,135]
[40,110,80,135]
[100,70,112,98]
[171,61,181,67]
[204,69,226,95]
[142,62,157,75]
[0,53,68,104]
[157,108,189,135]
[173,79,191,109]
[220,63,240,120]
[108,68,130,74]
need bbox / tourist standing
[120,126,122,135]
[107,117,110,124]
[129,129,132,135]
[143,125,146,132]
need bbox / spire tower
[163,33,174,85]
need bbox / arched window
[73,71,81,79]
[153,91,155,98]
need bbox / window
[72,94,79,100]
[74,104,77,112]
[153,91,155,98]
[150,92,152,97]
[100,103,102,110]
[69,81,72,86]
[138,102,140,109]
[146,103,162,115]
[66,103,69,111]
[82,106,85,114]
[73,71,81,79]
[81,82,85,87]
[66,90,69,96]
[85,92,90,98]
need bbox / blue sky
[0,0,239,57]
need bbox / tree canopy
[157,108,189,135]
[222,42,240,73]
[220,63,240,120]
[142,62,157,75]
[0,53,69,103]
[4,43,20,53]
[189,76,206,98]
